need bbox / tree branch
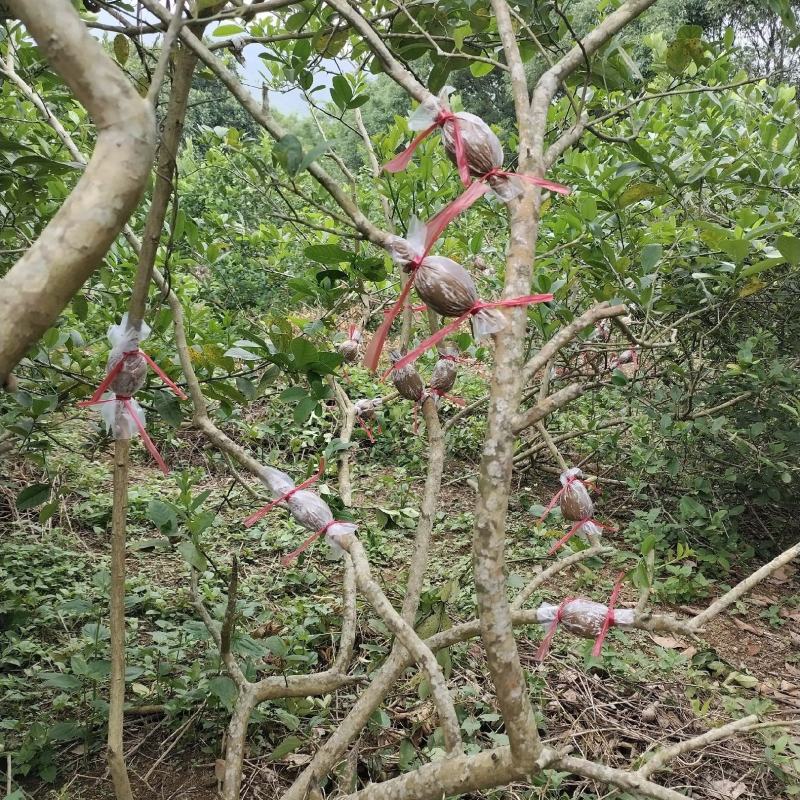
[139,0,392,248]
[342,538,463,756]
[0,0,155,385]
[688,541,800,631]
[522,303,627,385]
[637,715,758,778]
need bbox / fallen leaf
[708,778,747,799]
[751,593,779,606]
[771,565,796,584]
[215,759,226,782]
[780,680,800,696]
[681,645,698,659]
[650,634,687,649]
[786,662,800,678]
[745,641,762,657]
[733,618,767,636]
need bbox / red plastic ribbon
[364,269,420,372]
[78,349,187,407]
[356,414,376,443]
[423,168,571,244]
[383,109,470,186]
[280,518,348,567]
[77,351,137,407]
[536,474,582,524]
[423,181,491,248]
[483,167,571,196]
[429,388,466,407]
[535,595,574,661]
[592,572,625,657]
[440,353,471,365]
[84,396,169,475]
[547,518,616,555]
[243,459,326,528]
[384,293,553,378]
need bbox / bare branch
[530,0,658,167]
[637,715,758,778]
[343,538,463,756]
[146,0,186,106]
[689,541,800,631]
[522,303,627,384]
[552,754,688,800]
[490,0,531,152]
[511,382,589,434]
[139,0,392,248]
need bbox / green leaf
[280,386,308,403]
[113,34,129,66]
[208,675,238,710]
[73,294,88,321]
[640,243,663,271]
[776,234,800,265]
[720,238,750,263]
[263,636,288,658]
[153,390,183,428]
[618,183,664,207]
[213,23,246,36]
[178,541,208,572]
[293,396,318,424]
[330,74,352,111]
[188,512,215,536]
[469,60,495,77]
[48,721,84,741]
[679,495,707,519]
[290,337,317,367]
[273,134,304,177]
[147,499,178,534]
[298,141,331,172]
[269,734,303,761]
[304,244,353,265]
[16,483,51,510]
[41,672,82,691]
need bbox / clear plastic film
[354,397,382,419]
[258,465,295,499]
[286,490,357,554]
[536,599,635,639]
[106,314,150,397]
[99,393,145,440]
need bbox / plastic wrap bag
[353,397,382,442]
[383,88,471,185]
[353,397,382,419]
[535,574,627,659]
[430,348,458,395]
[338,325,361,363]
[104,314,150,396]
[366,217,551,375]
[258,465,295,498]
[559,467,594,521]
[536,599,635,638]
[389,351,426,402]
[283,489,358,564]
[78,316,186,475]
[244,461,324,528]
